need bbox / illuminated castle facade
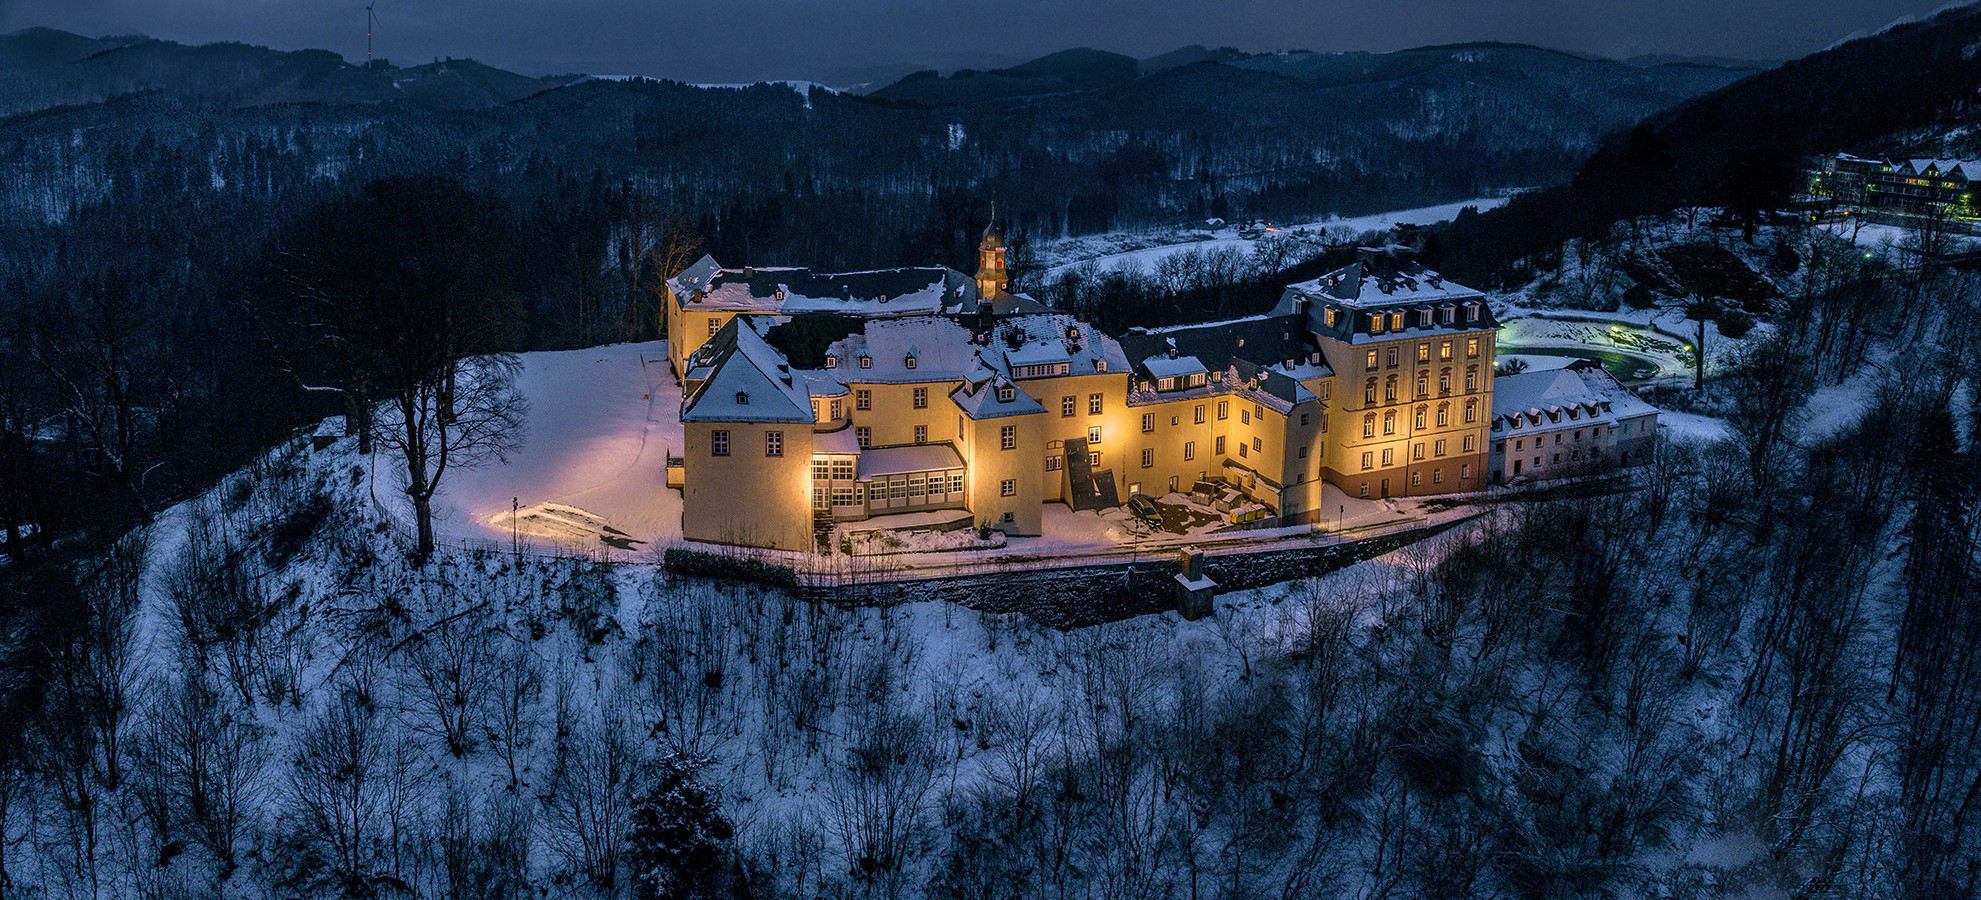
[663,224,1645,551]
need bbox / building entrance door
[1380,478,1390,498]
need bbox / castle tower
[976,213,1008,300]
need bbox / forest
[1,210,1978,897]
[4,9,1981,899]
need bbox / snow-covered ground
[1037,196,1511,280]
[374,341,683,554]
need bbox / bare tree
[376,352,525,561]
[540,703,641,891]
[396,603,501,758]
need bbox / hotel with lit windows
[663,223,1656,550]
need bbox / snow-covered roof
[1004,342,1072,370]
[1902,158,1981,180]
[1142,355,1206,380]
[985,314,1130,378]
[827,317,984,384]
[815,427,862,455]
[669,256,973,317]
[680,320,816,424]
[951,377,1047,420]
[858,444,966,480]
[1491,362,1657,432]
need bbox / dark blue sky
[0,0,1964,85]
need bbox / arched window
[1464,399,1478,424]
[1416,373,1429,398]
[1363,413,1376,438]
[1364,379,1378,404]
[1383,410,1397,435]
[1439,369,1452,394]
[1465,367,1478,392]
[1437,403,1450,427]
[1414,406,1427,429]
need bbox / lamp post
[511,496,519,564]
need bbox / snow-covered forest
[3,205,1980,897]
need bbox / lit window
[1365,350,1378,370]
[765,432,783,457]
[1417,344,1430,363]
[1440,341,1453,361]
[1142,413,1154,433]
[860,356,871,369]
[1361,452,1373,470]
[1000,425,1016,450]
[710,430,729,456]
[1467,338,1480,358]
[1088,426,1102,444]
[1218,400,1229,420]
[1388,313,1403,331]
[1194,404,1206,424]
[825,355,838,368]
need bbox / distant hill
[0,27,575,115]
[868,48,1141,105]
[866,41,1757,115]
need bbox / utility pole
[511,496,519,564]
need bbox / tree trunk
[1696,316,1707,393]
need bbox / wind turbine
[364,1,379,65]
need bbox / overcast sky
[0,0,1966,85]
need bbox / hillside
[1425,3,1981,284]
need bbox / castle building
[664,229,1655,550]
[1487,360,1660,483]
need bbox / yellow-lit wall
[681,421,816,551]
[966,413,1044,535]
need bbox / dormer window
[1369,314,1384,334]
[1388,313,1404,330]
[859,356,872,369]
[1325,308,1337,327]
[774,289,786,301]
[1158,377,1175,392]
[735,391,750,405]
[1095,360,1107,373]
[905,354,917,370]
[824,355,838,369]
[1465,302,1480,321]
[1441,305,1455,324]
[997,384,1015,402]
